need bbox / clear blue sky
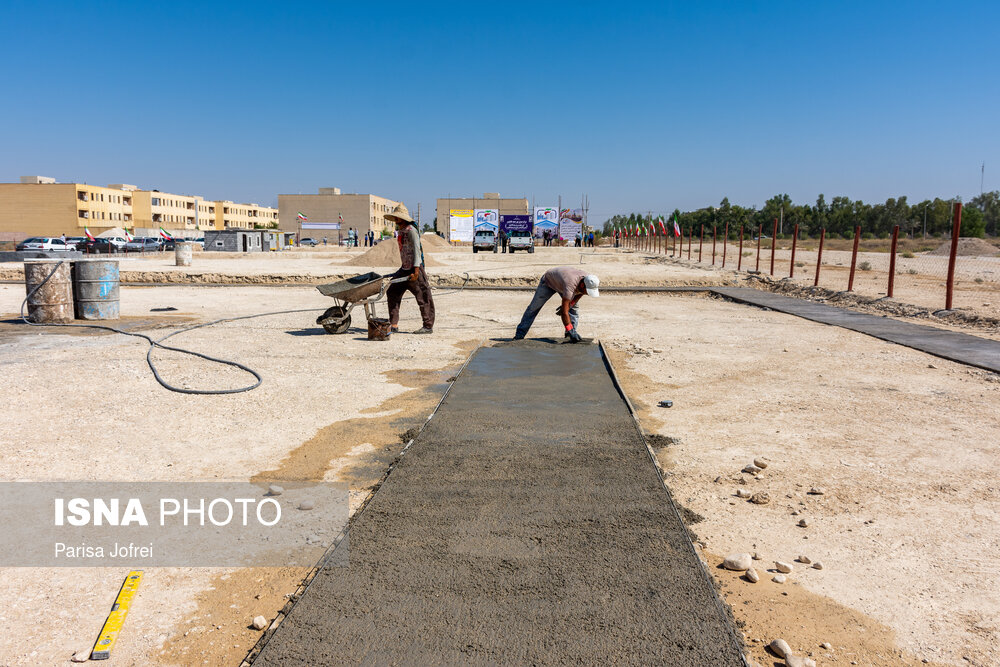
[2,1,997,222]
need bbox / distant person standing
[386,204,434,334]
[500,229,508,253]
[368,230,375,246]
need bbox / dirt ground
[0,249,997,666]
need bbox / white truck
[507,230,534,253]
[472,230,497,253]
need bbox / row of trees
[603,192,999,239]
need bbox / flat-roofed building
[0,177,135,239]
[436,193,529,242]
[216,201,279,230]
[131,190,217,233]
[278,187,402,242]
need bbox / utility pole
[982,162,985,196]
[417,202,421,230]
[779,205,784,236]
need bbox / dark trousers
[387,269,435,329]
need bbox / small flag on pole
[338,213,344,223]
[673,215,681,237]
[658,217,667,235]
[158,227,173,240]
[296,211,308,222]
[123,227,134,242]
[85,227,96,241]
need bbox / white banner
[301,222,341,230]
[473,209,499,232]
[449,214,474,242]
[533,206,558,240]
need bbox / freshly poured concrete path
[254,342,744,665]
[710,288,1000,373]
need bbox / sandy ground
[0,250,997,666]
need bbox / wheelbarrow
[315,271,409,334]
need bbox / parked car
[472,230,497,253]
[507,230,534,253]
[16,237,77,251]
[82,238,121,254]
[67,236,88,247]
[299,238,320,247]
[125,237,162,252]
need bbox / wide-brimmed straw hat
[385,203,414,223]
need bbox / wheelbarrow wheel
[317,305,351,334]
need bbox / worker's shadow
[285,326,361,337]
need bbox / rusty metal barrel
[175,241,193,266]
[24,261,74,322]
[73,260,120,320]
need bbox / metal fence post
[722,222,729,267]
[814,228,825,286]
[945,203,962,310]
[770,217,778,276]
[712,225,717,265]
[887,224,899,298]
[847,225,861,292]
[789,224,799,278]
[755,225,762,272]
[737,225,744,271]
[698,225,703,262]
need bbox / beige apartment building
[0,177,135,238]
[216,201,279,230]
[131,190,217,232]
[436,193,529,241]
[278,188,402,241]
[0,176,279,240]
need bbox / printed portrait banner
[499,215,532,233]
[533,207,558,239]
[559,208,584,241]
[473,209,499,232]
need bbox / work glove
[565,327,582,343]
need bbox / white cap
[584,274,600,297]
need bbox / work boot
[413,327,433,334]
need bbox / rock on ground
[723,553,753,571]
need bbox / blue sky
[2,1,997,222]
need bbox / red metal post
[755,225,762,271]
[887,224,899,298]
[770,217,778,276]
[712,226,717,265]
[945,203,962,310]
[847,225,861,291]
[737,225,744,271]
[789,224,799,278]
[698,225,704,262]
[814,228,825,286]
[722,222,729,267]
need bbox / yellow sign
[449,209,473,216]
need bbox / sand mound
[421,233,450,251]
[927,238,998,256]
[342,240,440,267]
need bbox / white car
[16,237,77,251]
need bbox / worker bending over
[513,266,599,342]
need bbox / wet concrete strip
[252,341,745,665]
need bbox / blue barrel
[73,260,120,320]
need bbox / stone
[797,555,812,564]
[775,561,793,573]
[786,656,816,667]
[753,457,769,469]
[298,500,314,510]
[743,464,762,474]
[745,568,760,583]
[769,638,792,658]
[71,650,90,662]
[750,492,770,505]
[821,642,832,649]
[723,553,752,571]
[736,489,751,499]
[808,487,825,495]
[752,552,761,560]
[772,574,787,584]
[812,561,824,570]
[251,615,268,631]
[798,518,809,527]
[267,485,284,496]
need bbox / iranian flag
[123,227,134,241]
[296,211,308,222]
[658,216,667,235]
[159,227,173,240]
[84,227,96,241]
[338,213,344,224]
[673,215,682,237]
